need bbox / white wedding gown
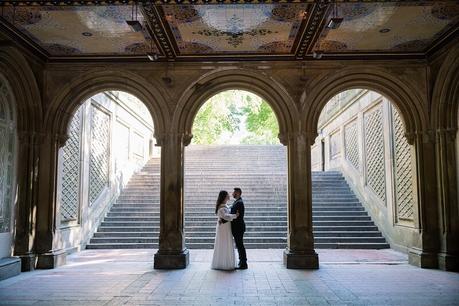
[211,205,237,270]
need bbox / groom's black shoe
[236,263,248,270]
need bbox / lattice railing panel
[89,105,110,205]
[392,108,414,221]
[344,119,359,170]
[364,105,386,202]
[60,108,82,222]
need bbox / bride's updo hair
[215,190,228,214]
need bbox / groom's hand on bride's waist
[219,219,228,224]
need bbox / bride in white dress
[211,190,239,270]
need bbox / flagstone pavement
[1,249,458,306]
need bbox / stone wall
[55,91,155,253]
[311,90,418,252]
[0,74,16,260]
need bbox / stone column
[13,131,40,271]
[154,133,189,269]
[34,132,67,269]
[436,129,459,271]
[281,132,319,269]
[407,131,440,268]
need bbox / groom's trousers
[233,231,247,265]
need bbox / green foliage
[242,100,279,144]
[192,91,241,144]
[191,90,279,145]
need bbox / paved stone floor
[1,249,458,306]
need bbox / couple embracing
[211,188,248,270]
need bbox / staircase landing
[87,145,390,250]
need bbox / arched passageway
[155,68,319,269]
[302,71,437,268]
[0,73,19,278]
[311,89,419,255]
[55,91,159,253]
[183,89,288,258]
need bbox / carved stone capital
[407,129,437,145]
[155,132,193,147]
[278,131,317,146]
[436,128,457,143]
[17,131,46,147]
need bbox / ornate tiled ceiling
[1,5,159,56]
[315,2,459,54]
[0,1,457,61]
[160,4,308,56]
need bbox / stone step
[103,215,371,222]
[86,242,390,250]
[89,237,387,245]
[315,243,391,249]
[94,231,321,238]
[108,207,365,214]
[96,225,379,233]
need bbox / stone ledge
[154,249,189,269]
[0,257,21,281]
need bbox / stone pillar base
[36,250,66,269]
[283,249,319,269]
[408,248,437,269]
[438,253,459,272]
[154,249,189,269]
[18,253,36,272]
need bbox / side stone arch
[301,68,428,142]
[0,45,43,270]
[431,42,459,271]
[172,68,298,140]
[35,69,170,269]
[0,46,42,133]
[301,67,440,269]
[44,70,170,140]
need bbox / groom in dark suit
[231,187,247,269]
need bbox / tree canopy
[191,90,279,145]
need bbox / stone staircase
[86,145,389,249]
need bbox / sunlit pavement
[1,249,458,306]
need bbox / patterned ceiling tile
[161,4,308,55]
[316,1,459,53]
[1,6,159,56]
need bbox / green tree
[191,91,240,144]
[191,90,279,145]
[242,98,279,144]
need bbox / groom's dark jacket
[230,198,245,233]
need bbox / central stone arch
[431,42,459,271]
[172,68,297,138]
[158,67,320,269]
